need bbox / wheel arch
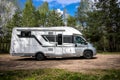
[83,49,93,55]
[35,51,45,57]
[83,49,93,54]
[83,49,94,59]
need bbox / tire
[83,50,93,59]
[36,53,45,61]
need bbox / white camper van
[10,27,96,60]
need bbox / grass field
[0,69,120,80]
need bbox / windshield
[74,35,87,44]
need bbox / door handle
[75,44,77,47]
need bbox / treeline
[76,0,120,52]
[6,0,64,31]
[0,0,120,52]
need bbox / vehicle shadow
[14,57,97,61]
[46,57,97,61]
[14,57,36,61]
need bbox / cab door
[74,36,88,56]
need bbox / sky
[19,0,81,16]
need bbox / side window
[42,35,48,41]
[63,36,73,43]
[43,35,56,42]
[43,35,73,43]
[75,36,86,44]
[20,31,31,37]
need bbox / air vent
[48,48,53,51]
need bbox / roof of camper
[14,26,82,35]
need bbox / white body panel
[10,26,96,58]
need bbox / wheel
[83,50,93,59]
[36,53,45,61]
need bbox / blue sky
[19,0,80,16]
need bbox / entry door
[55,46,63,56]
[55,34,63,56]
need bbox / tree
[6,11,22,31]
[67,16,76,27]
[0,0,19,36]
[46,10,64,27]
[38,2,64,27]
[76,0,90,28]
[0,16,2,27]
[84,10,109,51]
[83,0,120,52]
[22,0,38,27]
[0,0,19,53]
[38,2,49,27]
[96,0,120,51]
[0,0,18,28]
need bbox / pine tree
[84,10,108,51]
[38,2,49,27]
[83,0,120,51]
[67,16,76,27]
[6,11,22,29]
[97,0,120,51]
[0,16,2,27]
[0,0,18,28]
[76,0,90,28]
[22,0,38,27]
[46,10,64,27]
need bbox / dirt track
[0,54,120,72]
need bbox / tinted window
[63,36,73,43]
[74,36,86,44]
[43,35,56,42]
[58,34,62,45]
[43,35,73,43]
[20,31,31,37]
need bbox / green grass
[0,69,120,80]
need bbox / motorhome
[10,26,96,60]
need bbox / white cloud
[34,0,41,1]
[41,0,80,5]
[57,0,80,5]
[75,5,79,9]
[41,0,55,2]
[56,9,63,15]
[34,0,53,2]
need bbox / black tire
[83,50,93,59]
[36,53,45,61]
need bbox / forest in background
[0,0,120,52]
